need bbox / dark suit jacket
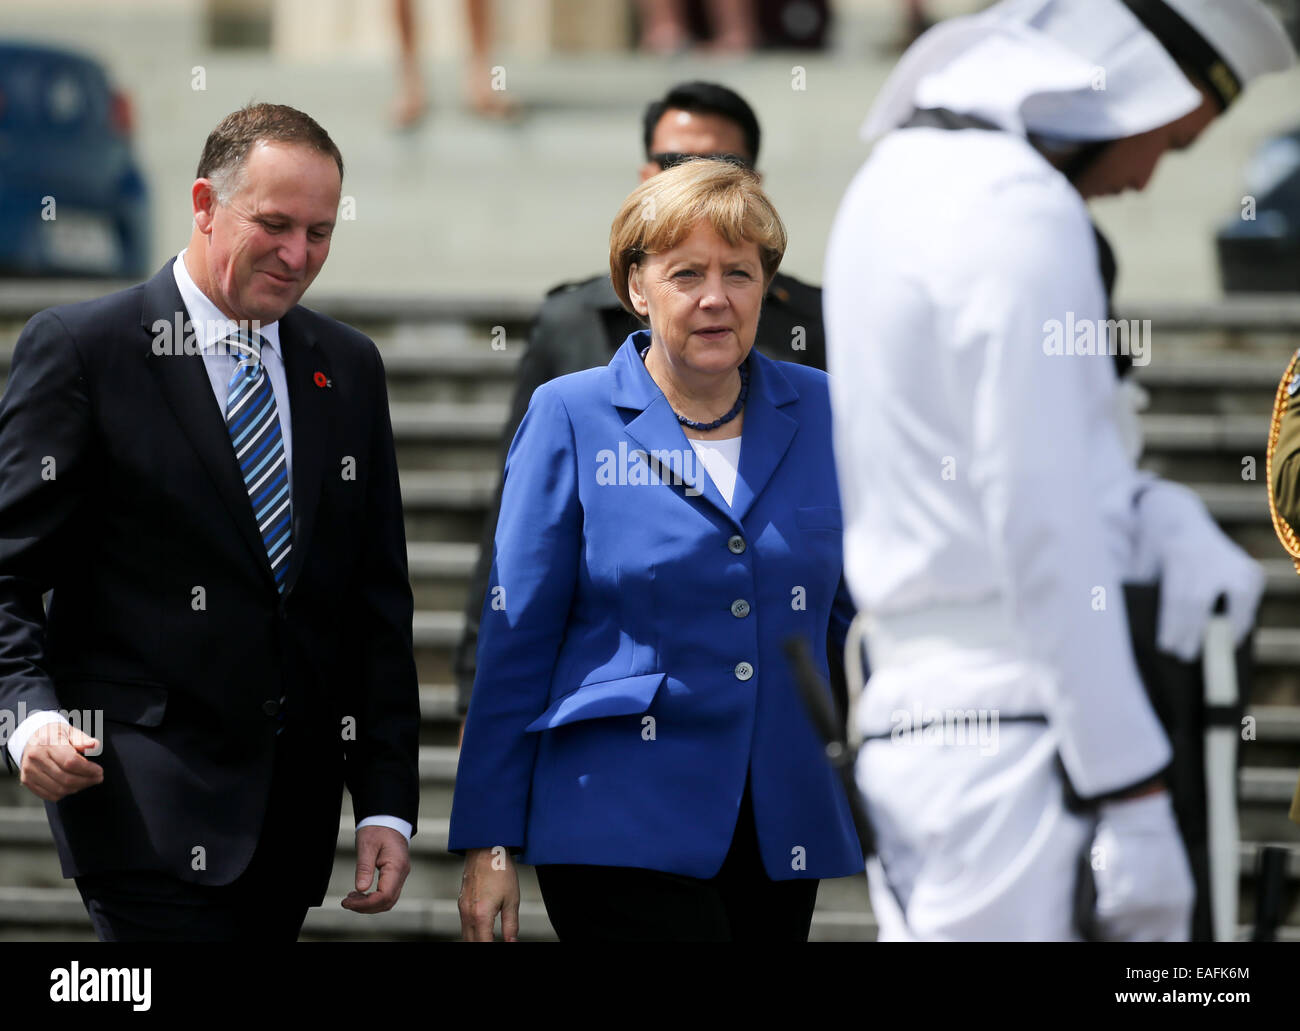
[453,270,833,713]
[0,260,420,904]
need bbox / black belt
[860,713,1048,742]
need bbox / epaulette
[545,279,587,298]
[541,273,621,312]
[766,273,822,316]
[1266,348,1300,574]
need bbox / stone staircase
[0,288,1297,940]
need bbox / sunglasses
[650,151,753,171]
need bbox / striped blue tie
[222,330,292,594]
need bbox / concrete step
[1240,767,1300,805]
[1264,560,1300,595]
[417,685,461,746]
[1251,704,1300,740]
[408,542,479,612]
[2,889,1293,941]
[1,832,1297,940]
[1173,483,1272,524]
[413,619,463,687]
[0,884,556,942]
[390,401,508,439]
[390,402,507,472]
[397,471,498,549]
[379,352,519,406]
[0,885,887,941]
[1140,414,1268,452]
[418,683,460,721]
[400,470,498,508]
[1133,353,1293,391]
[1120,301,1300,334]
[1257,628,1300,668]
[409,541,477,576]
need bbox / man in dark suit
[453,81,833,719]
[0,103,420,941]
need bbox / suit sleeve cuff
[7,710,71,767]
[355,815,413,842]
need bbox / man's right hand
[458,847,520,941]
[19,722,103,802]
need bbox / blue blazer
[449,330,863,880]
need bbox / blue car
[0,41,148,278]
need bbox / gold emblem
[1266,350,1300,573]
[1208,62,1240,107]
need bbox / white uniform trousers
[853,603,1097,941]
[861,724,1093,941]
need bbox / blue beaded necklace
[640,344,749,432]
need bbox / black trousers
[74,731,312,943]
[535,779,820,942]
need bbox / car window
[0,51,109,133]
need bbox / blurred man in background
[825,0,1294,940]
[454,80,831,722]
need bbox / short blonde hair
[608,159,787,317]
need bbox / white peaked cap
[1159,0,1296,98]
[860,0,1296,144]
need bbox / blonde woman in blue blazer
[451,159,862,941]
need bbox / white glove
[1134,480,1264,661]
[1091,791,1194,941]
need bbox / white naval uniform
[822,0,1293,940]
[827,126,1169,940]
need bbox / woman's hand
[458,847,521,941]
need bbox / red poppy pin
[313,371,331,388]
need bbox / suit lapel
[277,309,328,597]
[139,262,277,588]
[612,333,725,522]
[728,352,798,524]
[610,333,800,526]
[622,400,737,522]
